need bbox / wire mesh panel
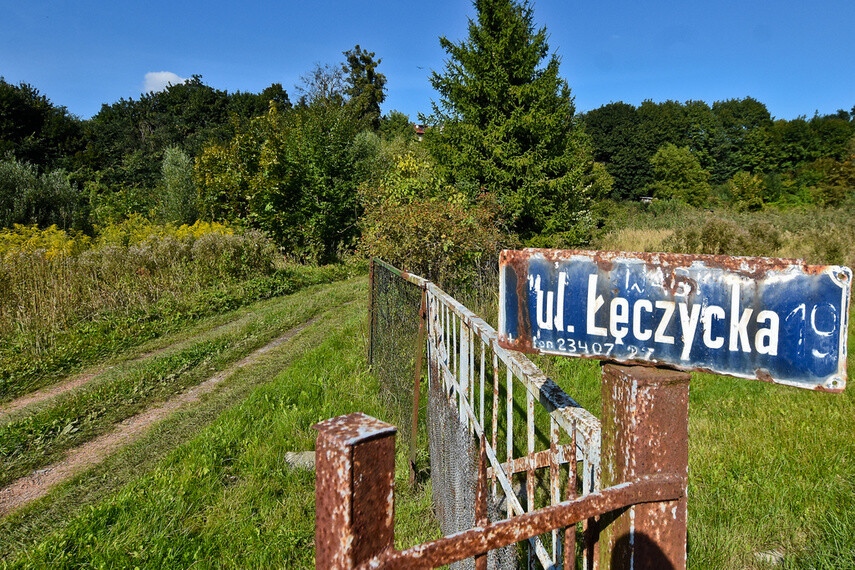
[370,259,602,569]
[369,259,426,431]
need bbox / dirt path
[0,314,318,518]
[0,313,257,422]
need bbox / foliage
[82,76,291,220]
[726,170,765,210]
[646,143,712,206]
[379,110,416,142]
[0,155,87,231]
[157,146,199,225]
[426,0,599,238]
[0,78,84,171]
[0,220,277,368]
[583,98,855,208]
[363,194,508,288]
[197,89,376,262]
[342,45,387,130]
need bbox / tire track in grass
[0,312,323,518]
[0,313,259,422]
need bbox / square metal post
[599,364,690,570]
[314,412,397,569]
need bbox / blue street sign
[499,249,851,392]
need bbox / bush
[0,156,86,230]
[664,216,783,257]
[0,221,277,356]
[360,192,509,291]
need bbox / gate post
[314,412,397,569]
[598,364,690,570]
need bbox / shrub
[664,216,783,257]
[0,221,277,356]
[360,191,509,291]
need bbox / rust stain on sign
[499,249,851,391]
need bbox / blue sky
[2,0,853,121]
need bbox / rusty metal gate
[368,259,602,568]
[322,259,691,569]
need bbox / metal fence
[368,259,602,568]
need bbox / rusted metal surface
[372,259,602,568]
[499,248,851,391]
[598,364,690,570]
[564,424,578,570]
[475,435,489,570]
[313,413,397,569]
[486,444,574,478]
[360,474,684,569]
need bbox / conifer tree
[427,0,598,237]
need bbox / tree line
[2,0,853,273]
[582,98,855,208]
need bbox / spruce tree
[427,0,596,237]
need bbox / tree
[0,155,85,230]
[0,78,84,171]
[342,45,387,130]
[583,102,650,199]
[426,0,597,238]
[157,146,199,225]
[379,110,415,142]
[647,144,711,206]
[196,97,374,262]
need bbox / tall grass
[2,287,439,568]
[0,219,276,356]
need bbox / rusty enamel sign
[498,249,852,392]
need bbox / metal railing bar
[362,475,684,570]
[435,356,555,566]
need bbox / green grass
[1,278,439,568]
[0,262,364,403]
[0,276,363,488]
[540,326,855,569]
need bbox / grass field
[1,260,853,568]
[0,277,438,567]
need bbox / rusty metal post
[474,434,489,570]
[314,412,397,569]
[598,364,690,570]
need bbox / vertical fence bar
[598,364,690,570]
[479,341,486,431]
[550,416,560,559]
[367,258,375,366]
[564,423,578,570]
[506,366,513,502]
[474,435,489,570]
[313,413,396,569]
[492,351,499,496]
[526,388,535,567]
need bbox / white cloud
[143,71,187,93]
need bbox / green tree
[0,155,86,230]
[0,78,84,171]
[583,102,650,199]
[647,143,711,206]
[157,146,199,224]
[379,110,415,142]
[426,0,596,238]
[342,45,387,130]
[197,94,374,262]
[727,171,765,210]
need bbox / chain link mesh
[368,259,424,434]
